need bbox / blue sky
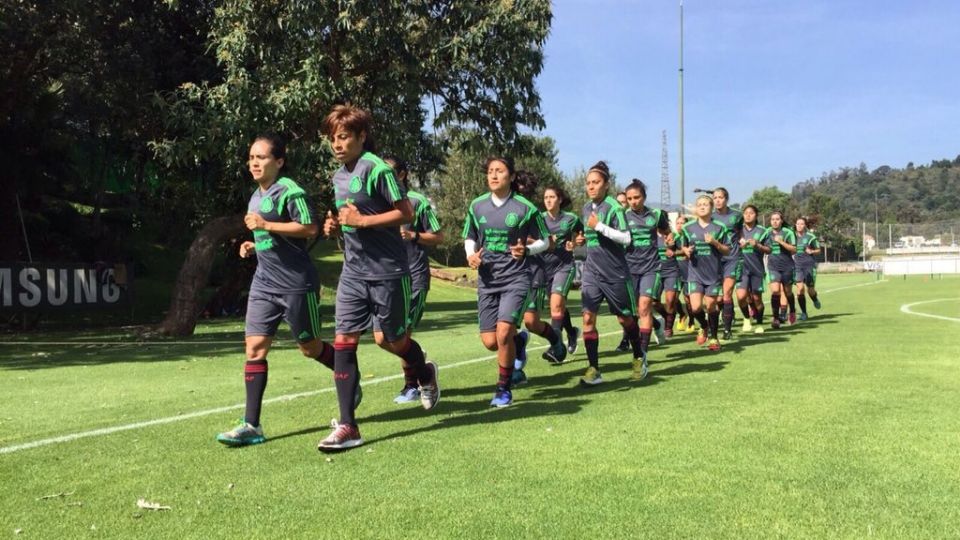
[536,0,960,204]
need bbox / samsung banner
[0,263,132,311]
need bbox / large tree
[152,0,553,334]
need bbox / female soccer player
[712,188,743,341]
[673,214,696,334]
[623,179,671,364]
[318,105,439,451]
[678,194,731,351]
[511,170,566,384]
[657,229,682,338]
[383,156,445,404]
[573,161,646,384]
[217,134,334,447]
[766,210,797,329]
[737,204,771,333]
[463,157,549,407]
[793,216,822,320]
[541,184,583,357]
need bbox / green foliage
[745,186,794,218]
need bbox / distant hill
[791,156,960,223]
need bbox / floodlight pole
[678,0,685,209]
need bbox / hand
[244,213,266,231]
[239,241,256,258]
[565,240,575,252]
[749,238,758,247]
[510,238,527,260]
[574,231,586,247]
[681,245,694,258]
[704,233,714,245]
[773,234,782,243]
[665,232,674,246]
[586,212,599,229]
[323,211,340,237]
[338,202,366,228]
[806,246,814,254]
[738,238,747,247]
[400,228,416,241]
[467,248,484,270]
[665,248,675,258]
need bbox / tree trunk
[158,214,246,336]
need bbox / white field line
[818,279,888,294]
[0,332,616,455]
[899,298,960,323]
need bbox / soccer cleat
[753,325,765,334]
[771,317,781,330]
[721,330,733,342]
[788,313,797,325]
[419,360,441,410]
[510,368,528,386]
[687,322,698,334]
[393,384,421,404]
[614,337,631,352]
[542,340,568,365]
[741,319,753,333]
[707,338,721,351]
[653,316,666,345]
[631,356,649,381]
[216,420,265,447]
[696,329,708,346]
[799,312,808,321]
[580,366,603,386]
[813,297,821,310]
[675,318,688,332]
[490,387,513,408]
[566,327,580,355]
[317,420,363,452]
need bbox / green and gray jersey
[581,196,630,283]
[712,208,744,260]
[463,192,548,292]
[678,220,731,285]
[794,231,820,269]
[625,206,669,276]
[404,190,442,288]
[541,211,583,274]
[767,226,797,272]
[246,177,318,294]
[332,152,409,280]
[740,224,771,276]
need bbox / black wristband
[413,231,420,243]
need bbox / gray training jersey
[541,211,582,274]
[403,190,442,289]
[581,196,630,283]
[712,208,744,261]
[679,219,731,285]
[332,152,410,280]
[740,224,771,277]
[625,206,669,276]
[462,192,548,292]
[767,227,797,272]
[247,177,318,294]
[794,231,820,269]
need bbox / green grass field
[2,274,959,538]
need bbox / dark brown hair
[321,104,376,152]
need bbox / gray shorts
[335,275,411,342]
[795,266,817,287]
[581,278,636,317]
[722,258,743,280]
[768,268,795,286]
[737,271,766,293]
[632,271,662,299]
[245,288,322,343]
[524,286,547,314]
[687,280,722,296]
[478,288,529,332]
[661,273,681,295]
[408,287,428,331]
[548,264,577,297]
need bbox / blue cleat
[510,368,527,387]
[490,387,513,408]
[542,340,568,364]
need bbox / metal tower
[660,130,671,207]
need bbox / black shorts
[245,288,322,343]
[335,275,411,342]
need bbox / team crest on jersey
[349,175,363,193]
[259,197,274,213]
[505,212,519,227]
[645,217,655,226]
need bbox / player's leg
[705,283,722,351]
[579,280,604,386]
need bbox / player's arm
[709,225,732,256]
[244,213,318,238]
[806,236,822,256]
[754,231,773,255]
[776,231,798,254]
[413,203,444,247]
[341,198,414,229]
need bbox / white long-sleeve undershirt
[594,221,631,246]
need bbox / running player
[712,188,743,341]
[737,204,771,333]
[318,105,439,451]
[678,194,731,351]
[383,156,445,404]
[657,229,682,338]
[573,161,646,384]
[623,179,671,366]
[673,214,696,334]
[766,210,797,329]
[463,157,549,408]
[541,185,583,355]
[793,216,822,320]
[616,191,628,209]
[512,170,566,383]
[217,133,334,447]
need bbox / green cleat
[216,420,265,447]
[580,366,604,386]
